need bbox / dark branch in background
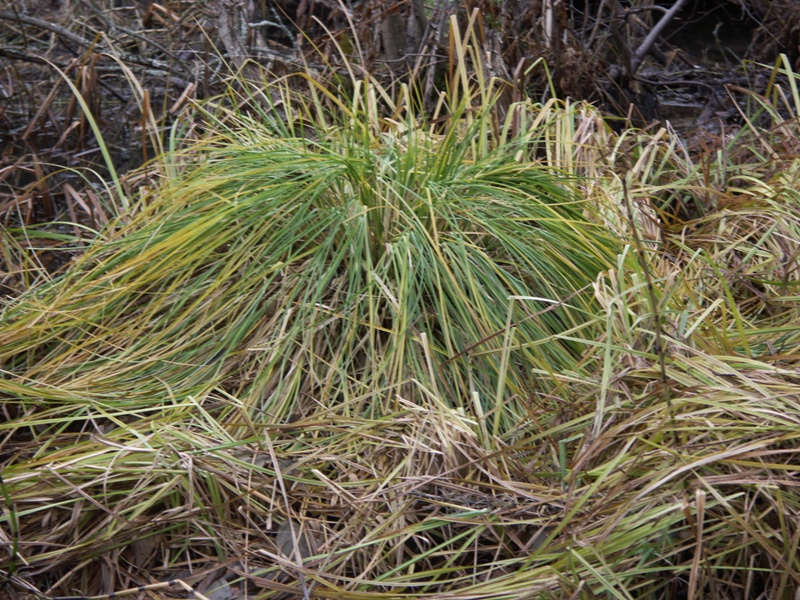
[0,47,61,66]
[0,10,192,77]
[214,0,250,73]
[0,11,90,47]
[79,0,192,75]
[630,0,690,74]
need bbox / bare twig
[0,11,189,76]
[80,0,192,75]
[630,0,690,74]
[0,11,91,47]
[0,47,62,66]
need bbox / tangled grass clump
[0,77,620,430]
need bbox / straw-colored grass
[2,25,800,600]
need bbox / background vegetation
[2,1,800,599]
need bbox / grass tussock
[2,28,800,600]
